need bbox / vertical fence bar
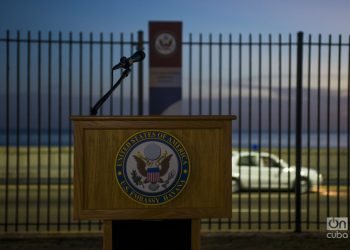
[110,33,114,115]
[228,34,232,115]
[295,31,303,233]
[130,33,134,115]
[336,35,341,217]
[199,34,203,115]
[209,34,212,115]
[37,31,42,231]
[57,31,62,232]
[47,31,52,231]
[79,33,83,115]
[326,35,331,218]
[5,30,10,232]
[78,32,83,230]
[25,31,31,232]
[68,31,73,231]
[15,30,20,232]
[88,32,93,230]
[218,34,223,229]
[137,31,143,116]
[316,34,322,229]
[219,34,222,115]
[268,33,272,230]
[258,33,262,230]
[129,33,134,115]
[278,33,282,229]
[89,32,93,116]
[287,33,292,230]
[100,33,104,115]
[228,35,232,228]
[248,33,252,230]
[98,33,103,226]
[306,34,311,230]
[207,33,212,233]
[120,33,124,115]
[238,33,242,229]
[189,33,192,115]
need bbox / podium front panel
[72,116,234,220]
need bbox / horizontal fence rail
[0,30,349,233]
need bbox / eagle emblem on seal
[131,143,176,191]
[115,130,190,205]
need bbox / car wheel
[232,179,240,193]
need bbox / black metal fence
[0,30,349,233]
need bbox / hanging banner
[149,21,182,115]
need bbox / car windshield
[279,159,288,168]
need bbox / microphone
[112,50,145,70]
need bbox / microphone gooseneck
[90,51,145,115]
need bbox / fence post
[295,31,303,233]
[137,30,144,115]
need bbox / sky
[2,0,350,36]
[1,0,349,133]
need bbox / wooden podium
[71,116,235,250]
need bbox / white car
[232,151,323,193]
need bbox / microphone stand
[90,67,131,116]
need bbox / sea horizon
[0,130,348,148]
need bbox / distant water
[0,130,73,147]
[0,130,348,148]
[233,131,349,149]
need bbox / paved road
[1,184,349,232]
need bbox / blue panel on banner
[150,87,181,115]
